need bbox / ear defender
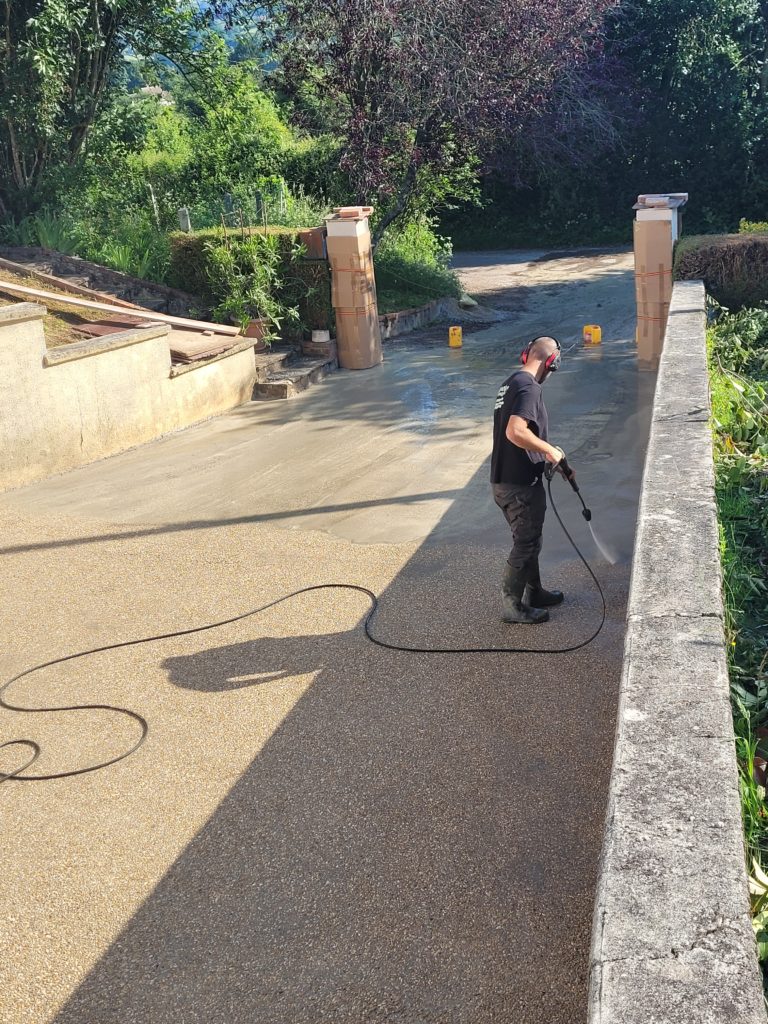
[546,338,562,372]
[521,337,562,371]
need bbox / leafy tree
[0,0,207,215]
[256,0,617,244]
[605,0,768,229]
[449,0,768,245]
[175,48,292,190]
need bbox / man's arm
[506,415,562,463]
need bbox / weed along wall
[589,281,765,1022]
[0,302,259,492]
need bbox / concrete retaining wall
[588,280,765,1022]
[0,303,258,492]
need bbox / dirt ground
[0,268,95,346]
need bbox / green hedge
[739,218,768,234]
[674,234,768,310]
[168,226,332,336]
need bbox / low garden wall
[378,298,454,339]
[0,302,259,492]
[588,280,765,1022]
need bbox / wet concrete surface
[0,249,647,562]
[0,248,653,1024]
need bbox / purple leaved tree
[264,0,618,243]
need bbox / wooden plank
[72,317,151,338]
[0,279,241,336]
[168,328,238,363]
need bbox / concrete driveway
[0,248,652,1024]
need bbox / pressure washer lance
[545,447,591,520]
[546,448,619,566]
[0,470,609,783]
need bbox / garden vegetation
[708,306,768,982]
[2,0,768,314]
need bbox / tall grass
[0,211,81,253]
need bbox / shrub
[740,218,768,234]
[183,62,294,190]
[282,136,347,205]
[708,309,768,963]
[0,207,171,282]
[674,234,768,310]
[0,210,81,253]
[374,218,461,313]
[205,235,294,341]
[168,226,332,335]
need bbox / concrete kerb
[0,300,46,326]
[588,281,766,1023]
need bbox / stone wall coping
[588,280,766,1023]
[0,301,46,326]
[43,323,171,366]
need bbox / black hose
[0,478,605,783]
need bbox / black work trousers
[492,478,546,580]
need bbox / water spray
[546,450,619,565]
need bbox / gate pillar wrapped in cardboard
[633,193,687,368]
[326,207,383,370]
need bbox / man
[491,336,573,625]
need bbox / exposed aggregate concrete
[1,249,646,1024]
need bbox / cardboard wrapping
[636,301,670,325]
[635,271,672,305]
[634,218,672,303]
[335,302,383,369]
[632,194,685,368]
[329,251,374,272]
[636,317,664,370]
[326,221,370,240]
[634,219,673,268]
[635,300,669,370]
[325,208,382,369]
[325,218,372,244]
[634,217,673,367]
[298,227,327,260]
[331,269,377,310]
[326,237,373,263]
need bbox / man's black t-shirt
[491,370,549,485]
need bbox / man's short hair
[529,336,559,361]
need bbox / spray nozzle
[582,508,592,522]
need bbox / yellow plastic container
[583,324,602,345]
[448,326,463,348]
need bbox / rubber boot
[524,559,564,608]
[502,564,549,624]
